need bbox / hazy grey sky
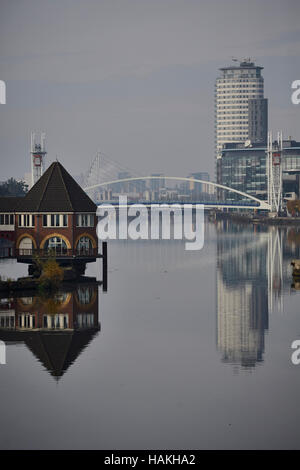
[0,0,299,180]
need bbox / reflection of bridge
[84,176,271,211]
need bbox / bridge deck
[95,200,263,210]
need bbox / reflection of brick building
[0,282,100,379]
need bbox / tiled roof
[0,197,23,213]
[17,161,97,213]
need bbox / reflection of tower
[216,222,269,368]
[31,132,47,187]
[217,273,268,367]
[267,228,283,313]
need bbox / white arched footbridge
[84,176,271,211]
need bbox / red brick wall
[15,213,98,252]
[0,231,15,243]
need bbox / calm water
[0,219,300,450]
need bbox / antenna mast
[267,131,283,214]
[31,132,47,187]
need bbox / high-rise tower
[215,59,267,182]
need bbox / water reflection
[1,220,300,448]
[1,219,300,376]
[215,219,300,369]
[216,221,269,368]
[0,280,100,379]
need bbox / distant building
[215,59,267,180]
[218,139,300,201]
[150,174,165,192]
[116,171,131,193]
[97,189,112,202]
[219,142,267,201]
[188,172,210,197]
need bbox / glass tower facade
[219,140,300,202]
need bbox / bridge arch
[84,176,271,210]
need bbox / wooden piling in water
[102,241,108,292]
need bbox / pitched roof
[0,197,23,213]
[17,161,96,213]
[0,328,100,379]
[26,329,100,379]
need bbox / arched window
[44,236,67,254]
[18,237,33,255]
[77,236,93,254]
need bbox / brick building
[0,161,99,268]
[0,197,23,257]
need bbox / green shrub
[38,259,64,292]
